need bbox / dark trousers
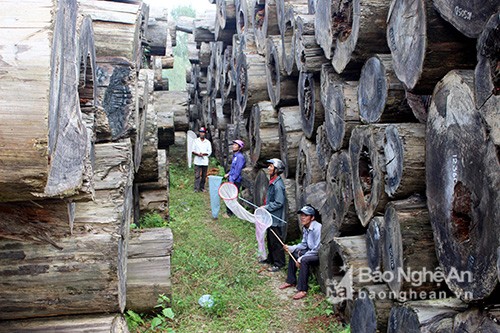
[227,182,241,215]
[194,165,208,191]
[266,226,286,268]
[286,251,319,292]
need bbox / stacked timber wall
[180,0,500,331]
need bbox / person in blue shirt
[224,139,246,217]
[261,158,287,272]
[279,204,322,300]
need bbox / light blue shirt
[288,221,321,262]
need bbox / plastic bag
[208,175,223,218]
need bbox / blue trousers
[286,251,319,291]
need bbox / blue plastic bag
[208,175,223,218]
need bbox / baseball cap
[199,127,207,132]
[297,205,316,216]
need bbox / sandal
[278,283,296,290]
[293,291,307,300]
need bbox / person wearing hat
[223,140,246,217]
[261,158,287,272]
[279,204,322,300]
[192,127,212,192]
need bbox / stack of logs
[0,0,183,331]
[180,0,500,331]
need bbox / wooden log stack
[179,0,500,329]
[0,0,175,330]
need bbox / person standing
[279,205,321,300]
[224,140,246,217]
[192,127,212,192]
[262,158,287,272]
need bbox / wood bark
[358,54,415,124]
[95,57,137,141]
[299,71,324,139]
[426,70,500,301]
[282,6,310,75]
[349,125,387,226]
[433,0,500,38]
[366,216,384,273]
[314,0,338,59]
[127,228,173,313]
[0,314,129,333]
[152,56,168,91]
[253,0,279,54]
[266,35,298,107]
[0,140,133,320]
[78,0,146,69]
[278,106,302,178]
[350,285,393,333]
[249,101,281,167]
[136,150,170,220]
[405,91,432,124]
[132,69,150,173]
[330,0,391,73]
[295,136,324,206]
[383,197,438,295]
[298,181,328,219]
[321,64,360,151]
[474,12,500,109]
[387,299,467,333]
[222,46,236,103]
[235,52,269,117]
[315,124,334,178]
[0,0,93,202]
[387,0,476,93]
[453,307,500,332]
[283,178,299,242]
[324,151,362,243]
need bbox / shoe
[201,189,206,192]
[293,291,307,300]
[279,283,296,290]
[258,259,269,264]
[268,266,281,272]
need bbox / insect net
[218,182,272,258]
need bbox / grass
[133,151,349,332]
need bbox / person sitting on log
[279,204,322,300]
[192,127,212,192]
[260,158,287,272]
[223,139,246,218]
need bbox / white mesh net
[219,182,272,257]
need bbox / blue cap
[297,205,315,216]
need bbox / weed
[137,212,168,228]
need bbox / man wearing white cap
[192,127,212,192]
[279,204,321,300]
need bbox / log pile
[178,0,500,330]
[0,0,175,330]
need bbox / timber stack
[0,0,177,331]
[179,0,500,330]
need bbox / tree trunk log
[253,0,280,54]
[358,54,415,124]
[0,314,129,333]
[387,0,476,93]
[157,90,190,132]
[387,298,467,333]
[253,168,269,207]
[236,52,269,117]
[405,91,432,124]
[216,0,237,30]
[299,181,328,218]
[266,35,298,107]
[282,5,309,75]
[321,64,360,151]
[372,123,427,199]
[314,0,338,59]
[222,46,236,104]
[349,125,387,226]
[330,0,391,74]
[324,151,363,243]
[383,197,439,296]
[474,12,500,109]
[283,178,299,242]
[295,35,329,74]
[126,228,173,313]
[278,106,302,178]
[0,0,93,202]
[299,71,324,139]
[315,124,334,178]
[249,101,281,167]
[426,70,500,301]
[194,9,217,43]
[366,216,384,273]
[350,285,393,333]
[295,136,325,206]
[236,0,252,38]
[453,307,500,332]
[433,0,499,38]
[95,57,137,141]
